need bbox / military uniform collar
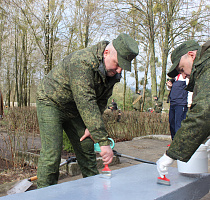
[91,41,109,63]
[98,61,106,77]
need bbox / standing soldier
[36,33,139,188]
[153,96,162,113]
[133,90,143,112]
[110,99,118,111]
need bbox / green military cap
[113,33,139,71]
[167,40,200,78]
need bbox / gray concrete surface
[1,164,210,200]
[58,136,210,200]
[1,136,210,199]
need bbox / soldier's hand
[166,80,173,88]
[156,153,174,178]
[80,128,94,142]
[100,145,113,165]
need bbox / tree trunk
[158,0,174,101]
[148,0,157,99]
[84,0,90,48]
[134,57,138,93]
[123,70,126,111]
[44,0,50,75]
[6,64,10,107]
[28,73,31,107]
[141,48,150,112]
[15,21,20,107]
[0,10,3,91]
[50,25,54,70]
[22,31,28,106]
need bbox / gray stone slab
[1,164,210,200]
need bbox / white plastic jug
[177,139,210,174]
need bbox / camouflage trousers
[36,101,99,188]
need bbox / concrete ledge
[132,134,171,141]
[1,164,209,200]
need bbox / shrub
[0,107,170,164]
[63,131,74,153]
[103,110,170,141]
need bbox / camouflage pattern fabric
[36,101,98,188]
[37,41,120,146]
[133,94,142,111]
[36,41,121,187]
[167,41,210,162]
[154,101,163,113]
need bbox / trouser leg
[169,105,176,140]
[63,116,99,178]
[181,105,188,120]
[174,105,188,133]
[36,101,63,188]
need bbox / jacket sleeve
[166,66,210,162]
[68,57,110,146]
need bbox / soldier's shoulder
[64,48,98,70]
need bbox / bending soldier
[36,33,139,188]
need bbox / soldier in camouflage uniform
[157,40,210,178]
[133,90,143,112]
[153,96,163,113]
[36,33,139,188]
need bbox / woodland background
[0,0,209,110]
[0,1,210,185]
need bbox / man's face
[176,54,194,79]
[104,50,122,77]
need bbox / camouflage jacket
[133,94,142,110]
[154,101,162,113]
[37,41,121,146]
[167,41,210,162]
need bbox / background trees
[0,0,209,110]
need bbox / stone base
[1,164,210,200]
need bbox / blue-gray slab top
[1,163,210,200]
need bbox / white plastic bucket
[177,144,208,174]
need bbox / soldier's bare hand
[166,80,173,88]
[80,128,94,142]
[100,146,113,165]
